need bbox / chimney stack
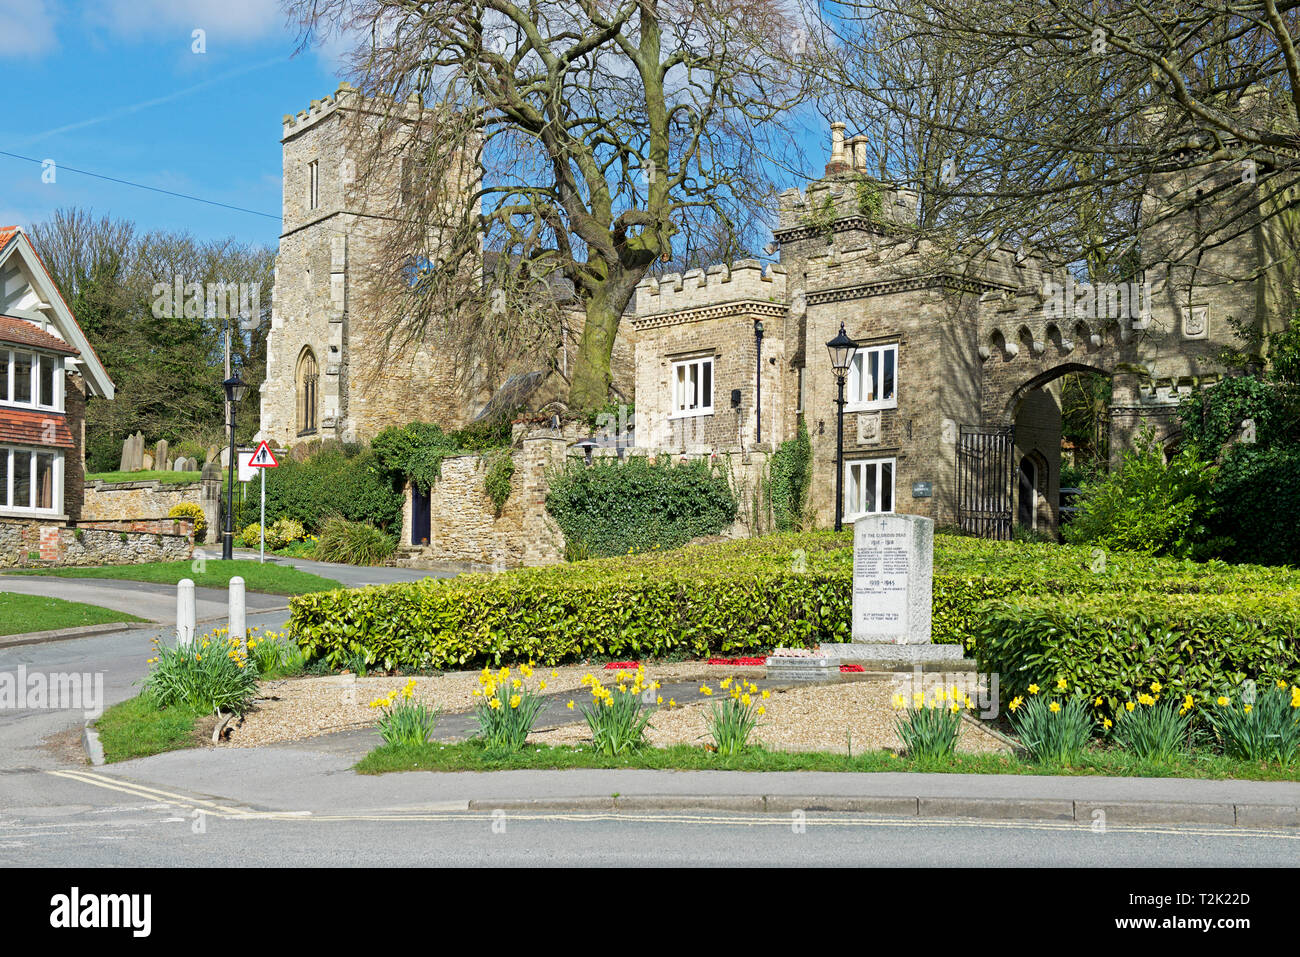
[825,122,850,175]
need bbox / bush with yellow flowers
[1205,680,1300,766]
[891,683,971,759]
[576,666,657,756]
[369,678,440,746]
[143,627,258,715]
[700,676,768,756]
[472,664,546,752]
[1006,678,1095,764]
[1107,681,1192,763]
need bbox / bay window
[0,447,61,513]
[0,349,63,411]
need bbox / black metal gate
[956,425,1015,540]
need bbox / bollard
[229,576,246,646]
[177,578,196,645]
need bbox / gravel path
[226,664,1012,755]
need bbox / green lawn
[8,559,342,595]
[0,592,147,637]
[85,470,202,485]
[356,740,1300,781]
[95,694,207,763]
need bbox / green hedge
[975,592,1300,713]
[287,532,1300,670]
[237,448,401,533]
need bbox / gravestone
[141,452,154,471]
[820,513,964,664]
[174,456,190,472]
[155,440,169,471]
[118,436,132,472]
[124,432,145,471]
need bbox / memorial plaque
[850,513,932,645]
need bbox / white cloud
[89,0,286,43]
[0,0,59,57]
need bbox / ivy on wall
[545,456,738,559]
[766,419,813,531]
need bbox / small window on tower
[308,160,320,211]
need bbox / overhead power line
[0,149,281,222]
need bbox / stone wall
[397,436,771,569]
[399,436,568,568]
[81,475,220,544]
[0,519,193,568]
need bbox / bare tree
[288,0,810,411]
[811,0,1300,324]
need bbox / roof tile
[0,316,80,355]
[0,408,75,449]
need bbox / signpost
[247,441,279,563]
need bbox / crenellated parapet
[633,260,787,321]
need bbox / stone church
[261,87,1293,538]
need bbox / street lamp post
[221,372,248,561]
[826,323,858,532]
[754,319,764,445]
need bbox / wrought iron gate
[956,425,1015,540]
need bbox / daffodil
[1028,684,1039,695]
[1049,701,1061,713]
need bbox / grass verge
[0,592,147,637]
[355,739,1300,781]
[95,694,208,763]
[85,470,201,485]
[8,559,342,595]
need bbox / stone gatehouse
[631,120,1294,537]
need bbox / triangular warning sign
[248,440,279,468]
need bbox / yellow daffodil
[1125,701,1136,712]
[1217,696,1229,706]
[1150,680,1162,694]
[1102,717,1113,729]
[1056,677,1067,691]
[566,700,574,710]
[1049,701,1061,713]
[1028,684,1039,695]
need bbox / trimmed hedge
[287,532,1300,671]
[975,592,1300,714]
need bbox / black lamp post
[754,319,764,445]
[221,372,248,560]
[826,323,858,532]
[575,437,598,466]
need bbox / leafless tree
[287,0,811,411]
[810,0,1300,331]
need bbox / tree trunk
[569,286,622,411]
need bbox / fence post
[177,578,196,645]
[229,576,246,647]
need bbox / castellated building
[259,85,636,449]
[631,121,1290,536]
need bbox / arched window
[296,348,319,435]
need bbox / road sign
[248,441,278,468]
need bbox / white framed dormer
[670,355,714,418]
[844,457,896,520]
[0,444,64,516]
[846,342,898,411]
[0,348,65,412]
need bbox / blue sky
[1,0,342,247]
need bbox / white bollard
[177,578,196,645]
[229,576,246,645]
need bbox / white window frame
[846,342,898,411]
[308,160,320,211]
[0,349,64,412]
[0,445,63,515]
[670,356,714,418]
[844,457,896,519]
